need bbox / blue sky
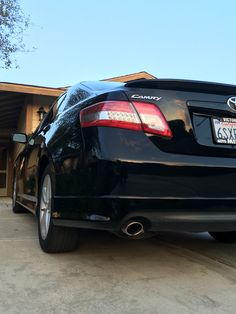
[1,0,236,87]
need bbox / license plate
[212,117,236,145]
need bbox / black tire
[12,175,28,214]
[209,231,236,243]
[38,165,79,253]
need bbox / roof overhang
[0,92,26,130]
[0,83,65,132]
[103,71,156,82]
[0,82,65,97]
[0,71,156,133]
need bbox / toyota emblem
[227,97,236,111]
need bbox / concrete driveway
[1,198,236,314]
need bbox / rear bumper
[53,127,236,233]
[52,197,236,232]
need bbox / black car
[12,79,236,253]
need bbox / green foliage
[0,0,30,68]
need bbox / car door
[22,94,67,213]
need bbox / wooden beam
[0,92,22,101]
[0,112,21,120]
[0,99,24,111]
[0,106,21,114]
[0,83,64,97]
[0,104,22,114]
[103,71,157,82]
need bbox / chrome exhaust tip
[121,221,144,237]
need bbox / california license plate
[212,117,236,145]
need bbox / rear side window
[66,88,90,108]
[36,94,66,131]
[55,87,90,118]
[56,94,68,116]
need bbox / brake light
[80,101,142,131]
[132,101,172,138]
[80,100,172,138]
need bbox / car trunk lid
[124,79,236,157]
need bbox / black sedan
[12,79,236,252]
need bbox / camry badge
[227,97,236,111]
[131,94,162,101]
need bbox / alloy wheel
[12,177,17,208]
[39,174,52,240]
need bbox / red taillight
[80,101,142,131]
[80,100,172,138]
[132,101,172,138]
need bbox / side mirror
[12,133,27,144]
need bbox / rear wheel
[38,165,79,253]
[12,175,28,213]
[209,231,236,243]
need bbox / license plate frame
[212,117,236,145]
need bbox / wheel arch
[37,154,55,195]
[38,155,50,182]
[36,155,56,215]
